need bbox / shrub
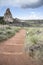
[0,20,6,24]
[30,36,38,44]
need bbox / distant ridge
[0,8,43,27]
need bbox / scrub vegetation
[24,27,43,61]
[0,25,21,42]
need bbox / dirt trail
[0,29,40,65]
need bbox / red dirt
[0,29,41,65]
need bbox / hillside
[0,16,43,27]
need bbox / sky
[0,0,43,20]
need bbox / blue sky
[0,0,43,20]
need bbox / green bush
[0,20,6,24]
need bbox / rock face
[3,8,13,22]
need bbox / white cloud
[28,15,43,20]
[0,0,43,8]
[18,12,43,20]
